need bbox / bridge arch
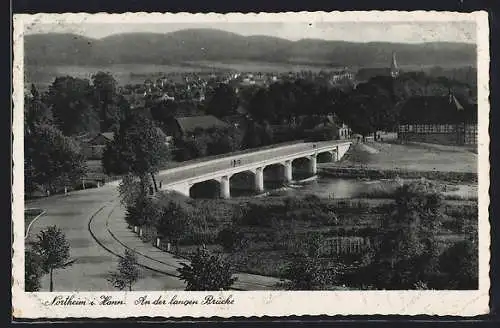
[229,170,256,197]
[263,163,286,189]
[292,156,315,180]
[189,179,221,199]
[317,150,336,163]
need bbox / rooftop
[176,115,230,134]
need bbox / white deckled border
[12,11,490,319]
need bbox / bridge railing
[161,140,306,170]
[161,140,352,187]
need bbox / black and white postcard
[12,11,490,318]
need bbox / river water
[269,176,478,200]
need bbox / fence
[293,236,372,256]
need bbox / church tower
[390,51,399,78]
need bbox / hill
[24,28,477,67]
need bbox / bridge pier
[254,167,264,193]
[220,175,230,199]
[309,155,317,175]
[284,160,293,182]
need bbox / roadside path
[103,202,283,290]
[24,179,283,290]
[25,184,185,291]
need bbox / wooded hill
[25,28,476,68]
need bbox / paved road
[26,183,185,291]
[23,141,347,291]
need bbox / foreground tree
[108,249,141,291]
[439,239,478,289]
[155,201,191,253]
[25,247,44,292]
[102,111,170,191]
[370,181,444,289]
[125,194,160,227]
[177,247,237,291]
[281,233,335,290]
[32,226,71,292]
[24,84,52,133]
[25,123,87,194]
[281,254,334,290]
[46,76,99,136]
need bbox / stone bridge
[159,140,352,199]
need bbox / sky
[26,21,477,44]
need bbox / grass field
[335,141,477,173]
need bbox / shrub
[438,239,478,289]
[125,195,160,227]
[217,226,246,252]
[177,247,237,291]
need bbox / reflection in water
[188,176,477,200]
[280,177,477,200]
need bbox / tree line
[25,70,475,196]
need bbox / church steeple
[390,51,399,78]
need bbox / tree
[32,226,71,292]
[371,181,444,289]
[24,84,52,133]
[91,72,119,132]
[248,88,274,123]
[205,83,239,118]
[439,239,478,289]
[102,111,170,191]
[25,84,54,196]
[281,254,334,290]
[25,123,87,194]
[118,174,150,207]
[217,226,246,252]
[108,249,141,291]
[155,201,191,253]
[25,247,44,292]
[280,232,336,290]
[46,76,98,136]
[125,194,160,227]
[205,127,243,155]
[177,247,237,291]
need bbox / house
[166,115,231,139]
[397,94,478,145]
[303,116,352,142]
[84,132,115,159]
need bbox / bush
[438,239,478,289]
[177,247,237,291]
[118,174,150,207]
[125,195,160,227]
[217,226,246,252]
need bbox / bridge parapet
[161,141,352,198]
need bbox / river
[268,176,478,200]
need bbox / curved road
[26,183,186,291]
[24,141,349,291]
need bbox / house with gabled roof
[397,93,477,145]
[167,115,231,140]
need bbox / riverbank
[336,141,477,174]
[319,167,477,184]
